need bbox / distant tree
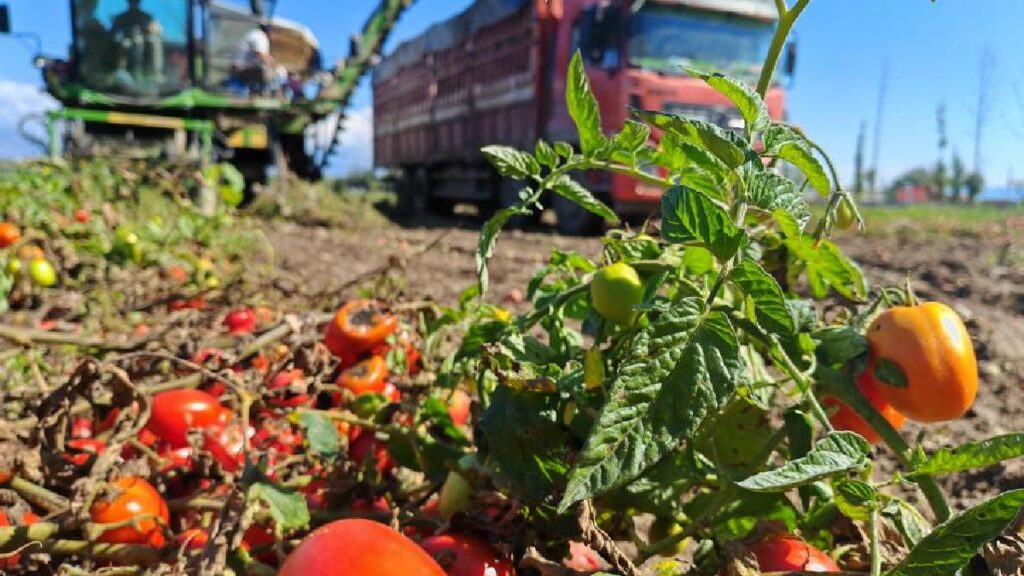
[949,153,966,202]
[934,103,948,200]
[965,172,984,203]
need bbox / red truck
[373,0,793,234]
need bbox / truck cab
[547,0,791,231]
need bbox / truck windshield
[628,5,773,77]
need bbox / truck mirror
[784,40,797,77]
[0,5,11,35]
[580,5,623,70]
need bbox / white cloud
[0,80,58,159]
[311,105,373,176]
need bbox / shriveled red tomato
[382,382,402,403]
[176,527,209,550]
[323,300,398,361]
[267,369,311,408]
[202,422,249,472]
[565,542,601,571]
[336,355,388,397]
[349,430,394,474]
[0,223,20,248]
[89,477,170,547]
[147,389,231,448]
[448,389,471,427]
[867,301,978,423]
[71,417,94,439]
[750,536,839,573]
[64,438,107,467]
[421,534,516,576]
[822,371,906,444]
[280,519,445,576]
[223,308,256,335]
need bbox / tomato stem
[869,508,882,576]
[757,0,812,97]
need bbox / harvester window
[73,0,188,96]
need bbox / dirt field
[262,208,1024,512]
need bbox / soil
[262,209,1024,513]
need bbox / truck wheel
[553,194,605,236]
[498,178,540,228]
[396,168,428,218]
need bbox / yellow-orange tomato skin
[867,302,978,423]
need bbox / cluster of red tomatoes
[823,301,978,443]
[0,298,522,574]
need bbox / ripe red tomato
[146,389,231,448]
[64,438,107,467]
[349,430,394,475]
[223,308,257,335]
[323,300,398,361]
[822,371,906,445]
[0,222,20,248]
[336,355,388,397]
[71,417,94,439]
[351,496,390,514]
[89,477,170,547]
[750,536,839,573]
[0,508,40,568]
[74,208,90,224]
[448,389,471,427]
[202,422,250,473]
[280,519,445,576]
[176,527,209,550]
[420,534,516,576]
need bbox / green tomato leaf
[661,186,746,261]
[695,396,772,475]
[912,433,1024,476]
[832,479,877,521]
[684,67,769,133]
[479,386,570,504]
[737,431,871,493]
[652,132,730,183]
[567,51,606,156]
[745,169,811,231]
[298,411,340,461]
[610,120,651,155]
[248,482,310,535]
[763,123,831,195]
[633,109,749,167]
[535,140,558,168]
[874,358,909,388]
[560,298,743,511]
[730,258,795,335]
[784,233,867,300]
[887,489,1024,576]
[882,498,932,548]
[550,175,618,223]
[477,202,534,294]
[481,145,540,179]
[813,326,868,367]
[784,408,814,511]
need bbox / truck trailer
[373,0,793,234]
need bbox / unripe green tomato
[591,262,644,325]
[649,517,688,556]
[112,226,142,263]
[438,471,472,519]
[834,197,857,230]
[5,258,22,277]
[584,347,605,390]
[29,258,57,287]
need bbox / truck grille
[662,103,744,132]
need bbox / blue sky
[2,0,1023,187]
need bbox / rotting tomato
[0,222,20,248]
[0,508,40,568]
[176,527,209,550]
[89,476,170,548]
[822,370,906,445]
[223,307,257,335]
[280,519,445,576]
[71,417,94,439]
[64,438,107,467]
[323,300,398,361]
[420,534,516,576]
[146,389,232,448]
[866,301,978,423]
[750,536,839,573]
[337,355,388,397]
[448,389,471,427]
[349,430,394,475]
[267,369,311,409]
[202,422,250,473]
[590,262,644,325]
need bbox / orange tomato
[823,371,905,445]
[89,477,170,547]
[0,223,20,248]
[323,300,398,361]
[279,519,445,576]
[866,302,978,423]
[337,355,388,397]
